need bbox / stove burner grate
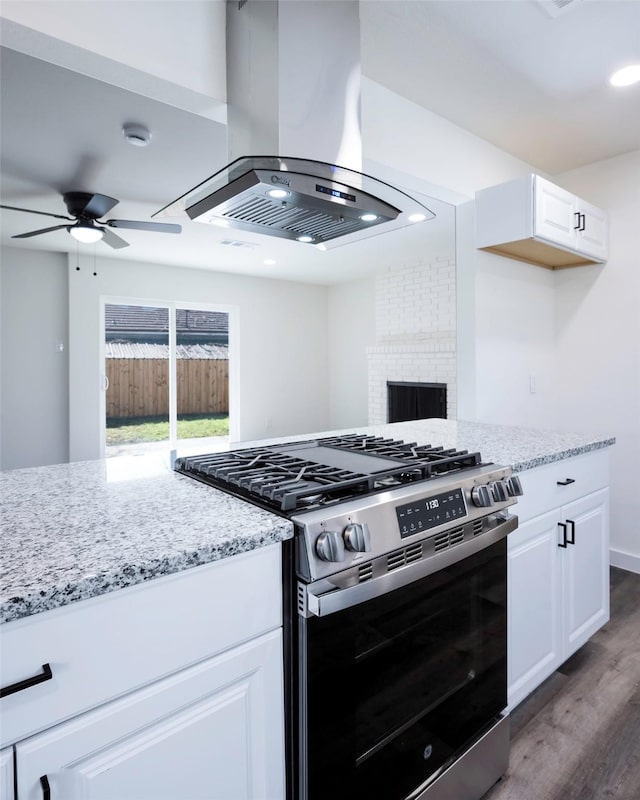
[175,434,484,513]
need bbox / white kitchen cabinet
[0,545,285,800]
[0,747,14,800]
[476,173,608,268]
[15,630,284,800]
[507,450,610,708]
[562,489,609,654]
[508,510,563,708]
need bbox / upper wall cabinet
[475,174,608,269]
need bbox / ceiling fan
[0,192,181,249]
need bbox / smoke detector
[123,124,152,147]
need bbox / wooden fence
[106,358,228,418]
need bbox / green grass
[106,414,229,444]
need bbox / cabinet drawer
[0,545,282,748]
[514,449,610,523]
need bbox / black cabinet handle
[566,519,576,545]
[557,478,575,486]
[0,663,52,698]
[574,211,582,230]
[41,775,51,800]
[558,522,568,548]
[580,213,586,232]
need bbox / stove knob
[316,531,346,562]
[490,480,509,503]
[471,485,493,508]
[506,476,523,497]
[343,523,371,553]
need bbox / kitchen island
[0,419,614,800]
[1,418,614,625]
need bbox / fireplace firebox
[387,381,447,423]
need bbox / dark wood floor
[482,566,640,800]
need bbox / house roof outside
[105,342,229,360]
[105,304,229,344]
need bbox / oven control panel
[396,487,467,538]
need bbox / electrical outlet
[529,374,537,394]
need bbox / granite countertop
[349,419,615,473]
[0,456,293,625]
[1,419,614,625]
[244,418,616,474]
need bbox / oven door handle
[302,513,518,618]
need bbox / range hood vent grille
[223,195,362,239]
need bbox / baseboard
[610,548,640,575]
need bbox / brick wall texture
[367,257,456,423]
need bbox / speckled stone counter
[243,418,616,474]
[0,456,293,624]
[1,419,614,625]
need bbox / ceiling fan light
[609,64,640,87]
[69,223,104,244]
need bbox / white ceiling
[1,0,638,285]
[362,0,640,175]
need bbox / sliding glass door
[103,301,231,460]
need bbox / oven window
[301,538,506,800]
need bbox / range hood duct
[155,1,434,248]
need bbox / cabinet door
[16,630,284,800]
[534,176,578,250]
[0,747,14,800]
[577,200,608,260]
[561,488,610,657]
[507,510,563,709]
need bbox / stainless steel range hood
[155,1,435,248]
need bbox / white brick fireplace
[367,256,457,423]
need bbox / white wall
[474,249,558,428]
[362,79,536,201]
[327,277,376,429]
[1,247,69,469]
[68,255,330,461]
[554,150,640,569]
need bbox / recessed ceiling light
[408,213,426,223]
[268,188,290,199]
[297,235,314,243]
[609,64,640,87]
[264,259,276,265]
[360,213,378,222]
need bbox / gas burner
[175,434,485,514]
[297,494,326,506]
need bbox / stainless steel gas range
[175,433,522,800]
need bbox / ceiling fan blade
[12,224,70,239]
[63,192,119,220]
[1,204,73,221]
[100,227,129,249]
[106,219,182,234]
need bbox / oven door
[295,516,514,800]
